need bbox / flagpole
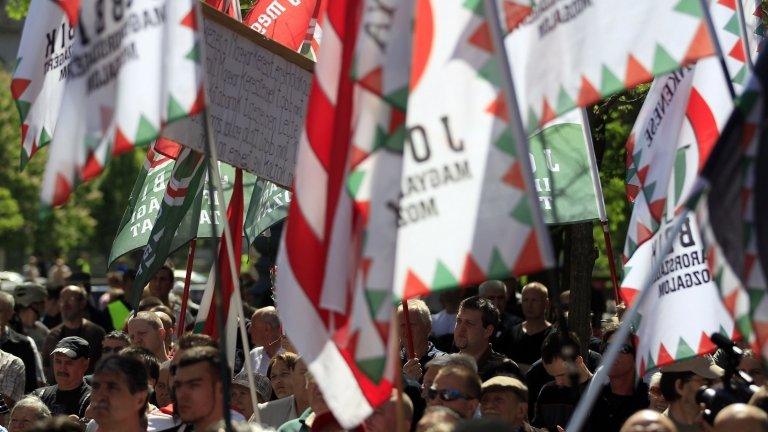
[176,239,197,334]
[735,0,755,71]
[580,108,622,303]
[193,3,235,430]
[482,0,555,267]
[699,0,738,100]
[565,206,693,431]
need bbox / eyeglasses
[427,386,475,402]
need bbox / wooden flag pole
[735,0,755,71]
[401,299,417,360]
[176,239,197,334]
[699,0,738,100]
[580,108,622,303]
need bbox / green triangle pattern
[724,14,740,36]
[185,42,200,62]
[385,87,409,111]
[347,170,366,198]
[372,126,388,151]
[748,288,765,315]
[167,96,187,123]
[736,315,753,340]
[432,260,459,290]
[733,65,747,85]
[384,125,406,153]
[357,357,386,382]
[13,57,21,74]
[674,148,687,203]
[600,65,624,96]
[627,238,637,256]
[134,115,158,146]
[462,0,483,15]
[494,128,515,157]
[556,86,575,114]
[487,248,509,280]
[646,350,656,371]
[718,325,728,337]
[675,337,696,359]
[511,199,533,225]
[743,221,754,248]
[39,127,52,148]
[643,182,657,201]
[15,100,30,122]
[527,107,539,133]
[364,289,388,316]
[651,45,679,75]
[479,58,500,86]
[674,0,703,18]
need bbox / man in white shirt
[248,307,284,376]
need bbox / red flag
[202,168,244,338]
[206,0,240,18]
[244,0,320,51]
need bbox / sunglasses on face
[427,386,475,402]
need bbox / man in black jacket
[34,336,92,417]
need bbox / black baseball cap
[52,336,90,359]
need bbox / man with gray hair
[249,306,284,376]
[8,395,51,432]
[0,291,42,393]
[398,299,446,382]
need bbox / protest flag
[243,179,290,246]
[504,0,718,131]
[693,49,768,360]
[393,0,552,301]
[244,0,321,53]
[16,0,205,207]
[206,0,241,19]
[275,0,413,426]
[130,146,207,310]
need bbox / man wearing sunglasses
[592,325,649,431]
[426,364,481,419]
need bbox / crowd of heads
[2,260,768,432]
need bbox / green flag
[529,111,601,225]
[243,179,291,246]
[131,146,206,309]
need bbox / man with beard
[33,336,92,417]
[42,286,105,382]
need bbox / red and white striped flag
[275,0,412,426]
[244,0,322,54]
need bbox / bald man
[620,410,678,432]
[126,311,169,362]
[714,403,768,432]
[249,306,284,375]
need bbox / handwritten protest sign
[163,5,312,188]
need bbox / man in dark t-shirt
[504,282,553,368]
[34,336,92,417]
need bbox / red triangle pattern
[354,200,371,225]
[649,198,666,222]
[53,0,80,26]
[403,270,430,299]
[53,173,72,207]
[723,289,740,316]
[620,287,638,306]
[513,232,544,276]
[502,162,525,189]
[718,0,736,10]
[577,76,601,107]
[20,123,29,144]
[637,223,653,245]
[389,109,406,132]
[624,55,653,87]
[188,86,206,116]
[502,2,532,32]
[753,322,768,349]
[697,331,717,354]
[180,9,198,30]
[706,248,717,271]
[113,128,133,155]
[656,343,674,367]
[729,39,747,62]
[468,22,493,53]
[539,98,556,126]
[639,356,647,377]
[625,133,636,167]
[636,165,650,184]
[626,184,640,203]
[683,23,715,65]
[461,254,486,286]
[485,93,509,122]
[745,253,757,279]
[81,153,102,181]
[349,146,369,168]
[359,67,383,96]
[732,325,743,343]
[10,78,30,100]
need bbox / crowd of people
[1,261,767,432]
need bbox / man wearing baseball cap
[660,354,724,432]
[480,376,544,432]
[33,336,92,417]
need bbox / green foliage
[587,84,649,284]
[5,0,29,20]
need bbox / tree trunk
[563,221,598,357]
